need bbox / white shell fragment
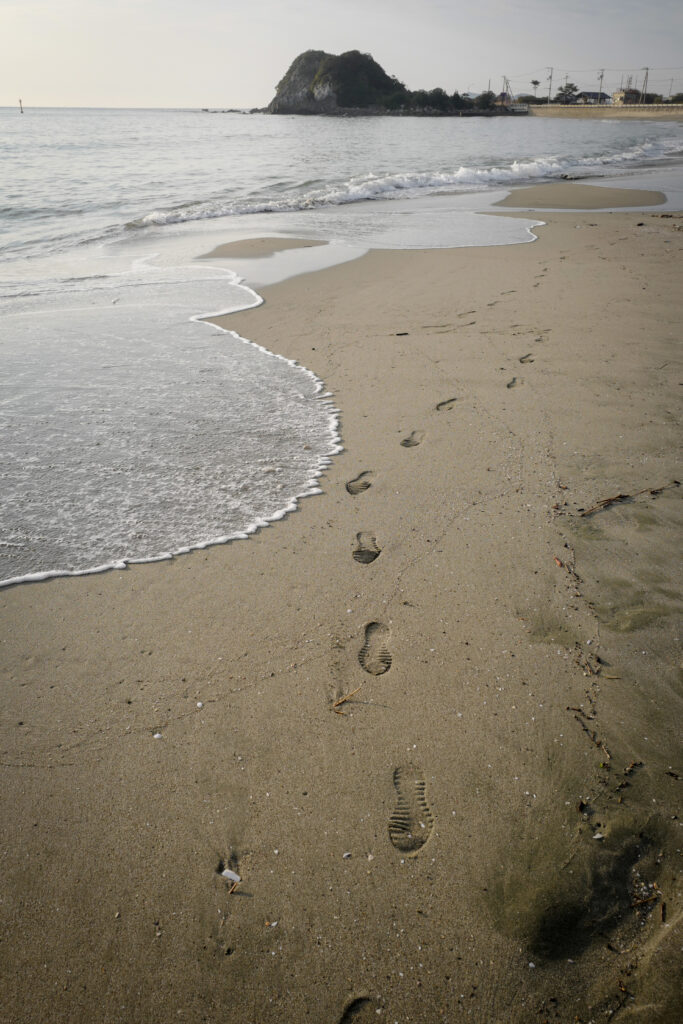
[593,832,605,840]
[221,868,241,884]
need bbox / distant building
[612,89,641,105]
[576,91,611,105]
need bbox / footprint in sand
[506,376,522,389]
[388,766,434,855]
[352,532,381,565]
[358,621,392,675]
[519,353,535,364]
[400,429,425,448]
[338,997,379,1023]
[346,471,374,495]
[436,397,457,412]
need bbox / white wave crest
[134,135,681,228]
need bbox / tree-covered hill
[267,50,488,115]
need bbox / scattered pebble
[343,851,352,859]
[153,732,162,739]
[197,701,203,709]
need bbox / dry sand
[1,189,682,1023]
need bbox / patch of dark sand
[495,182,666,210]
[200,237,328,260]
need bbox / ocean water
[1,107,681,586]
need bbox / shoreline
[1,193,681,1022]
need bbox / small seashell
[221,868,241,884]
[342,851,352,859]
[593,832,605,840]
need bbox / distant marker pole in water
[19,98,23,113]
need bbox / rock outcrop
[267,50,408,115]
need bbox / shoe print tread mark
[388,766,434,854]
[400,429,425,448]
[358,621,392,675]
[352,532,381,564]
[346,471,374,495]
[436,397,457,412]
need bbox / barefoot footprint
[346,471,374,495]
[352,532,381,565]
[400,429,425,448]
[358,621,392,675]
[436,397,457,412]
[388,766,434,854]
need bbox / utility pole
[547,67,553,104]
[598,69,604,105]
[639,67,649,104]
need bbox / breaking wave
[134,136,682,228]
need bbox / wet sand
[495,182,667,209]
[1,190,681,1023]
[200,236,328,259]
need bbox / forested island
[266,50,506,116]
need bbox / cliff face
[268,51,337,114]
[267,50,408,114]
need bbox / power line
[507,64,683,80]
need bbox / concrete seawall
[528,104,683,120]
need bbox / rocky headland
[267,49,499,116]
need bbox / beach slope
[1,192,681,1022]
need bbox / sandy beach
[1,184,681,1023]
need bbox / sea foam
[0,257,342,587]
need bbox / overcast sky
[3,0,682,107]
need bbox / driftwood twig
[580,480,679,517]
[333,685,362,709]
